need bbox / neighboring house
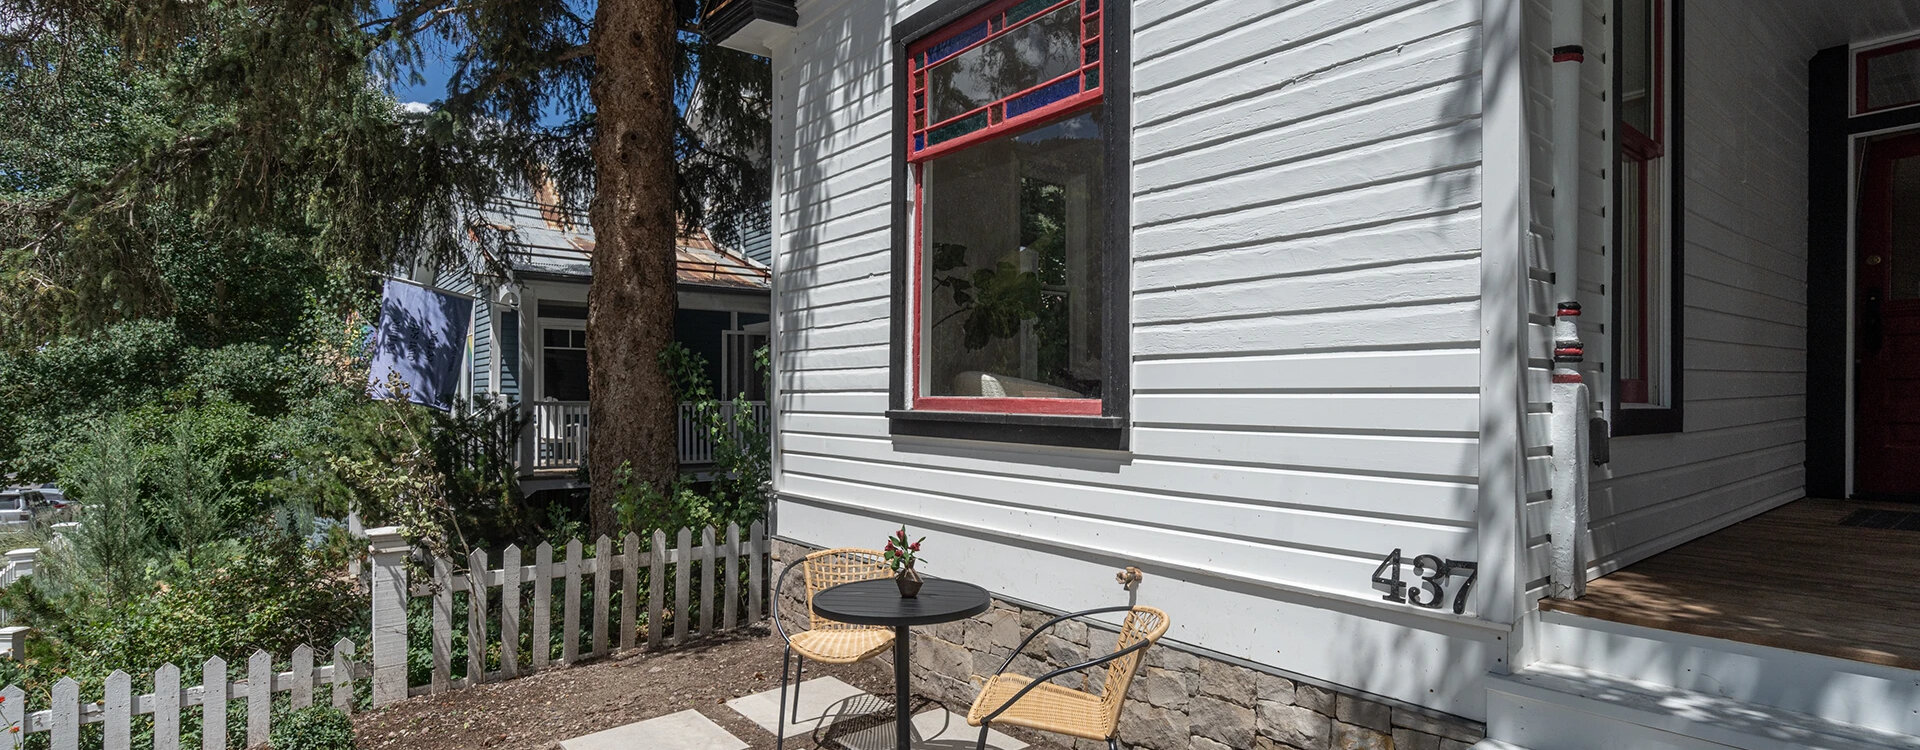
[433,194,772,492]
[710,0,1920,748]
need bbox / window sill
[1612,406,1683,436]
[886,409,1127,450]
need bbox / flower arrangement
[883,526,924,572]
[884,526,925,597]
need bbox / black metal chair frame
[972,605,1154,750]
[771,556,810,750]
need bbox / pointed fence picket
[0,521,768,747]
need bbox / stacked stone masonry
[772,541,1484,750]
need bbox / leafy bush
[0,414,363,699]
[0,318,350,495]
[269,706,357,750]
[0,320,187,479]
[300,392,532,559]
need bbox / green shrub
[269,706,356,750]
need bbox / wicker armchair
[771,548,897,750]
[966,606,1170,750]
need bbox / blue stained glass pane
[925,21,989,64]
[1005,76,1081,118]
[927,112,990,147]
[914,133,927,151]
[927,4,1082,122]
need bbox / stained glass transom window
[906,0,1103,161]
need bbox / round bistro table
[811,577,991,750]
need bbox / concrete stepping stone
[727,677,1027,749]
[560,709,747,750]
[728,676,886,737]
[823,708,1028,750]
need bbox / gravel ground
[352,628,1071,750]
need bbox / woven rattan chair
[966,605,1170,750]
[771,548,897,750]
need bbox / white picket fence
[409,522,771,694]
[0,641,360,750]
[0,521,770,748]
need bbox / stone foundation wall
[771,540,1483,750]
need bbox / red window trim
[905,0,1104,163]
[1856,36,1920,116]
[904,0,1107,417]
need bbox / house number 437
[1371,549,1478,615]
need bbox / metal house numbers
[1371,549,1478,615]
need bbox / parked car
[0,491,32,527]
[29,484,73,510]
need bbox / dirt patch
[353,628,1071,750]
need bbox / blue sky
[389,56,461,110]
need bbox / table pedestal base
[894,625,911,750]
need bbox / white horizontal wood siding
[1586,0,1811,576]
[771,0,1503,718]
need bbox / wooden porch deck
[1540,498,1920,670]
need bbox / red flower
[909,542,920,551]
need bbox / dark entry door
[1857,131,1920,497]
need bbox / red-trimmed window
[1857,36,1920,116]
[1616,0,1673,408]
[905,0,1108,416]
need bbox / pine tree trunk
[586,0,681,537]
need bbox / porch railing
[676,401,772,465]
[529,401,590,471]
[524,400,768,472]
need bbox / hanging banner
[367,278,475,411]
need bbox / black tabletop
[811,578,992,627]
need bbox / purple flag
[367,279,474,411]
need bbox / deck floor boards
[1541,498,1920,669]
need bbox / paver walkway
[560,676,1029,750]
[560,710,748,750]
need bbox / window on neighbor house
[1615,0,1678,418]
[1857,37,1920,115]
[903,0,1117,417]
[542,327,589,401]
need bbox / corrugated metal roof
[475,197,771,291]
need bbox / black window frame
[1610,0,1686,436]
[886,0,1132,451]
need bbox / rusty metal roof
[475,196,770,291]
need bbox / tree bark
[586,0,680,536]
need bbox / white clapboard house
[433,194,774,491]
[708,0,1920,747]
